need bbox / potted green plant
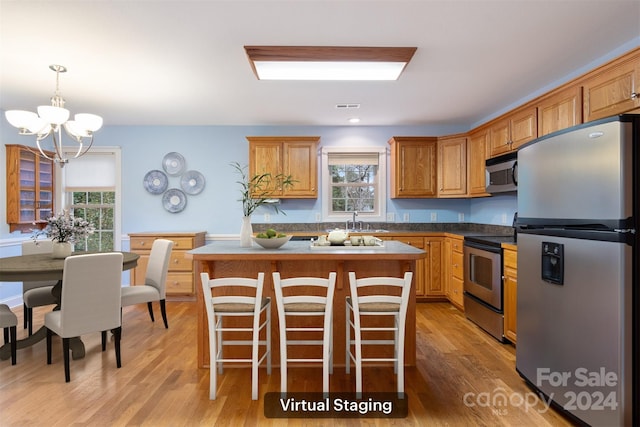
[231,162,294,247]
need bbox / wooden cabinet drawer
[166,272,194,294]
[395,236,425,249]
[130,236,195,251]
[450,238,463,253]
[451,251,464,280]
[504,249,517,269]
[169,251,193,271]
[449,277,464,307]
[167,237,196,250]
[130,236,157,250]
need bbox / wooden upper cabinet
[582,51,640,122]
[537,85,583,137]
[437,135,467,197]
[489,106,537,157]
[247,136,319,198]
[388,136,437,198]
[5,144,56,233]
[467,129,490,197]
[283,140,318,198]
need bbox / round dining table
[0,251,139,361]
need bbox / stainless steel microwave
[485,151,517,193]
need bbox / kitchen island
[187,240,426,369]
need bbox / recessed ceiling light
[348,118,361,124]
[244,46,416,81]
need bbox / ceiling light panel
[245,46,417,81]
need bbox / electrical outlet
[315,213,322,222]
[264,213,271,222]
[430,212,437,222]
[403,213,410,222]
[458,213,464,222]
[387,212,395,222]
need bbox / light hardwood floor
[0,301,574,426]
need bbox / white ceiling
[1,1,639,129]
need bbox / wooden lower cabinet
[445,235,465,310]
[503,245,518,344]
[424,237,444,300]
[129,232,206,297]
[391,236,426,296]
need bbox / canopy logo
[463,388,553,416]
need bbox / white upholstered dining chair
[200,272,271,400]
[21,240,57,336]
[121,239,173,328]
[0,304,18,365]
[45,252,124,382]
[272,271,336,396]
[346,271,413,398]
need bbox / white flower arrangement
[32,211,96,244]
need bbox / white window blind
[327,152,379,166]
[63,152,116,191]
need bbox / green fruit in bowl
[266,228,277,238]
[277,233,286,238]
[256,233,268,238]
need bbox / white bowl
[252,235,292,249]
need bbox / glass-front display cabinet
[5,144,55,233]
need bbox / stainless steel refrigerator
[516,114,638,426]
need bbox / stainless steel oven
[463,236,513,342]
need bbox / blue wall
[2,122,518,239]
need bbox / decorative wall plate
[162,188,187,213]
[143,170,168,194]
[162,152,186,176]
[180,170,205,195]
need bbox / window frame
[321,146,387,222]
[56,147,122,250]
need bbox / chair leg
[159,299,168,328]
[147,302,155,322]
[251,318,259,400]
[63,337,71,382]
[266,305,272,375]
[27,307,33,336]
[101,331,107,351]
[2,327,7,344]
[113,326,122,368]
[23,303,28,329]
[46,329,52,365]
[279,317,288,396]
[9,326,17,365]
[209,316,218,400]
[345,303,351,374]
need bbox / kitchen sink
[325,229,389,233]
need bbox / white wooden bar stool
[200,272,271,400]
[272,272,336,397]
[0,304,18,365]
[346,271,413,398]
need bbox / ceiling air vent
[335,103,360,109]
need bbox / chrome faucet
[346,211,358,230]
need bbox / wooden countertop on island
[188,240,426,371]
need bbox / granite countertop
[252,222,516,237]
[186,239,426,260]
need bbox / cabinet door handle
[631,92,638,100]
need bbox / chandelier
[4,64,103,167]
